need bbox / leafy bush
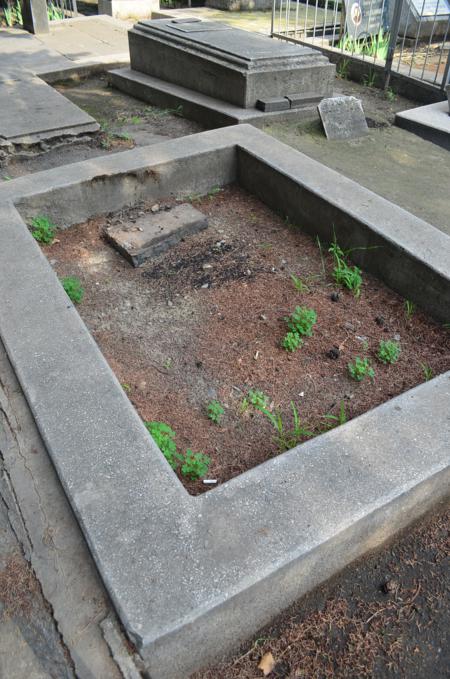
[282,331,303,352]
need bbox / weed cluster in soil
[41,187,450,493]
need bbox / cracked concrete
[0,339,135,679]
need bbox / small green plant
[285,306,317,337]
[377,339,401,365]
[362,69,377,88]
[241,389,270,413]
[207,186,222,199]
[329,240,362,296]
[121,383,131,393]
[348,356,375,382]
[290,274,310,293]
[421,363,433,381]
[2,175,12,181]
[30,215,56,244]
[259,401,314,452]
[47,2,64,19]
[385,87,397,102]
[405,300,415,320]
[181,450,211,480]
[144,422,210,478]
[4,0,22,26]
[145,421,181,470]
[282,306,317,353]
[163,358,173,370]
[61,276,84,304]
[207,400,225,424]
[323,400,347,428]
[336,57,350,80]
[282,330,303,352]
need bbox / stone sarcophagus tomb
[127,19,335,111]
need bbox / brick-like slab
[105,203,208,266]
[0,126,449,678]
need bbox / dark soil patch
[42,186,450,493]
[192,501,450,679]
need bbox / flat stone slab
[0,71,99,146]
[395,100,450,151]
[319,96,369,140]
[128,19,334,108]
[105,203,208,266]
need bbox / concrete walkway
[0,15,129,78]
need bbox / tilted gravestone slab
[105,203,208,266]
[319,96,369,140]
[128,19,335,109]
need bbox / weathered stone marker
[105,204,208,266]
[318,96,369,140]
[128,19,335,109]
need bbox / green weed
[30,216,56,244]
[61,277,84,304]
[385,87,397,102]
[145,421,210,478]
[290,274,310,293]
[377,339,401,365]
[241,389,270,413]
[285,306,317,337]
[421,363,433,381]
[348,356,375,382]
[282,331,303,352]
[322,400,347,428]
[329,240,362,297]
[362,69,377,88]
[207,400,224,424]
[405,300,416,320]
[336,57,350,80]
[259,401,313,452]
[207,186,222,199]
[145,421,181,470]
[181,450,210,480]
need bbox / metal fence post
[20,0,50,33]
[442,48,450,90]
[383,0,404,89]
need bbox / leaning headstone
[105,204,208,267]
[318,96,369,140]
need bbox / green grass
[329,240,362,297]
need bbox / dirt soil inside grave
[42,186,450,494]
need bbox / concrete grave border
[0,125,449,678]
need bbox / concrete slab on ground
[0,71,99,147]
[0,17,129,81]
[106,203,209,266]
[395,100,450,150]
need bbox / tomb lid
[135,19,316,65]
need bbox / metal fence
[271,0,450,91]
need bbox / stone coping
[0,125,449,678]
